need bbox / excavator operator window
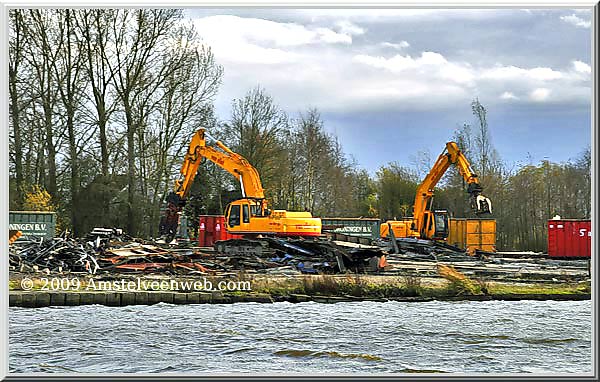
[229,205,240,227]
[243,204,250,223]
[434,212,449,238]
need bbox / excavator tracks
[213,237,385,273]
[214,239,275,258]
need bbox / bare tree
[76,9,118,178]
[293,109,331,212]
[224,87,288,193]
[52,9,87,233]
[24,9,64,198]
[8,10,28,207]
[471,98,498,180]
[108,9,184,234]
[147,38,222,236]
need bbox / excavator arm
[172,129,265,200]
[158,128,266,239]
[411,142,492,238]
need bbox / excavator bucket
[471,194,492,215]
[467,182,492,215]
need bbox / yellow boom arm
[412,142,490,233]
[173,128,265,200]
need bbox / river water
[9,300,592,375]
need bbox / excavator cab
[226,199,256,232]
[421,210,449,240]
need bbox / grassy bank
[9,269,591,302]
[247,274,590,299]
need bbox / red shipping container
[198,215,242,247]
[547,219,591,258]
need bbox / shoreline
[9,288,591,309]
[9,287,591,308]
[9,272,591,308]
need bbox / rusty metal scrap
[9,236,100,274]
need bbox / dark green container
[9,211,57,240]
[321,217,381,240]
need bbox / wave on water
[521,337,580,344]
[397,368,447,373]
[274,349,382,361]
[38,363,78,373]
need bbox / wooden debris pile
[9,236,101,274]
[8,229,590,281]
[8,229,387,276]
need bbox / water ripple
[9,300,592,374]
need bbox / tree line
[9,9,222,236]
[8,9,590,252]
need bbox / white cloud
[247,16,353,46]
[194,15,356,47]
[192,14,591,113]
[530,88,551,102]
[354,52,475,86]
[560,14,591,28]
[354,52,449,71]
[335,20,365,36]
[573,60,591,74]
[500,91,519,100]
[481,66,563,81]
[313,27,352,44]
[291,9,509,23]
[193,15,355,65]
[381,41,410,50]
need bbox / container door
[206,216,215,246]
[198,216,207,246]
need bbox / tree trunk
[126,105,137,235]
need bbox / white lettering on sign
[557,224,564,228]
[579,228,592,237]
[333,226,372,233]
[549,224,554,228]
[9,223,47,231]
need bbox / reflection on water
[9,300,592,374]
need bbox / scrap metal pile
[376,237,484,261]
[9,229,204,275]
[9,235,100,274]
[9,228,388,276]
[198,238,387,275]
[8,229,589,282]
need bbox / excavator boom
[173,129,265,201]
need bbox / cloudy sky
[186,8,592,173]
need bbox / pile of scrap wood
[8,228,389,276]
[9,236,100,274]
[12,228,586,282]
[182,238,388,275]
[383,253,590,282]
[98,244,208,274]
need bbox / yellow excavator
[159,128,322,253]
[380,141,492,241]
